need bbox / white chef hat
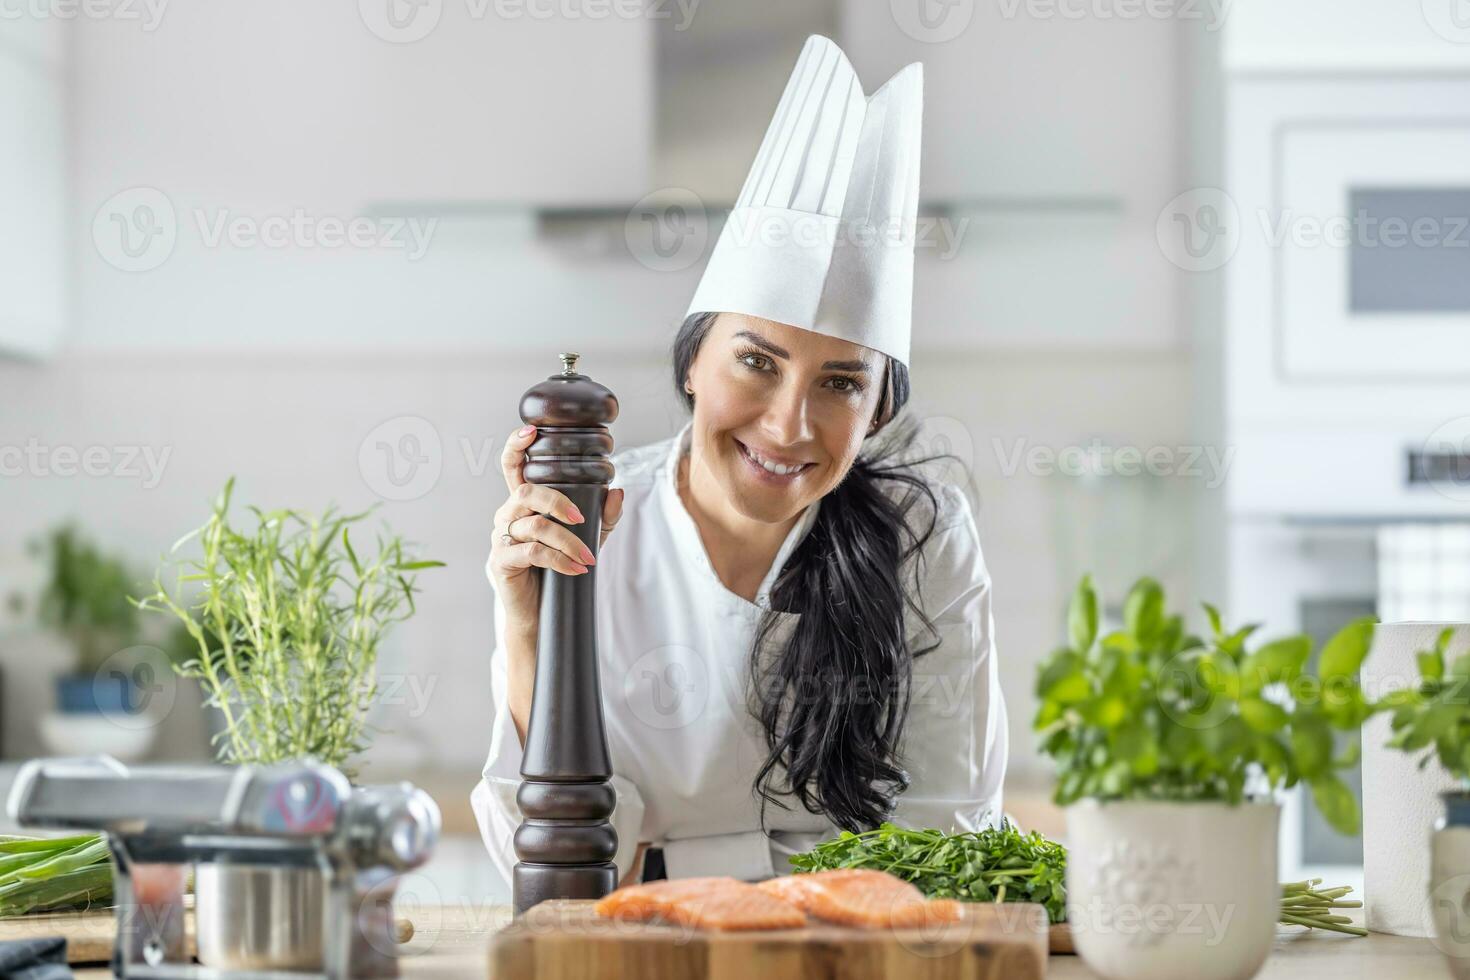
[684,34,923,366]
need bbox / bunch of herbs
[789,822,1068,924]
[136,479,442,776]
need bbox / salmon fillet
[594,876,807,931]
[757,869,963,929]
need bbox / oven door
[1276,123,1470,382]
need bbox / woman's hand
[488,423,625,742]
[617,842,652,889]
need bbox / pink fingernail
[569,506,585,523]
[581,547,596,564]
[519,425,534,437]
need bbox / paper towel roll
[1362,622,1469,937]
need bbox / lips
[736,439,814,480]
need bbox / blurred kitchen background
[3,0,1469,904]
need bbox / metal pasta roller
[6,755,441,979]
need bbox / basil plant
[1034,576,1374,835]
[1380,627,1470,784]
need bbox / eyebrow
[733,330,873,374]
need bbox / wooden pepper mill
[512,352,620,915]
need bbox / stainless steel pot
[194,864,324,970]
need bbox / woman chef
[472,35,1008,885]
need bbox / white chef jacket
[472,421,1008,885]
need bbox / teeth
[745,444,806,476]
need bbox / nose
[759,376,814,447]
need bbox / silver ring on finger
[499,531,514,547]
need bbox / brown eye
[740,353,771,371]
[826,376,865,394]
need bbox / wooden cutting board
[0,908,195,965]
[490,900,1050,979]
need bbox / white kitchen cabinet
[0,10,65,69]
[0,42,67,358]
[74,3,652,212]
[839,1,1183,350]
[840,0,1177,209]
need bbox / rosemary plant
[137,479,442,776]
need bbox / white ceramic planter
[1065,800,1279,980]
[1430,798,1470,979]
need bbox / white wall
[1223,0,1470,72]
[0,347,1196,776]
[1,5,1212,790]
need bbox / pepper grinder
[512,352,620,914]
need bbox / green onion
[1280,878,1366,936]
[793,826,1365,938]
[0,835,114,918]
[0,835,97,855]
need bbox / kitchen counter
[66,907,1445,978]
[1052,922,1447,979]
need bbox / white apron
[472,422,1008,883]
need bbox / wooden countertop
[67,907,1447,978]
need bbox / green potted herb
[36,525,140,709]
[1375,625,1470,976]
[29,524,170,758]
[137,479,441,970]
[1035,576,1372,980]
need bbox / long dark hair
[671,312,946,832]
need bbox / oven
[1275,123,1470,383]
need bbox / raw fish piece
[758,868,963,929]
[594,876,807,931]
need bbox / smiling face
[683,313,889,525]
